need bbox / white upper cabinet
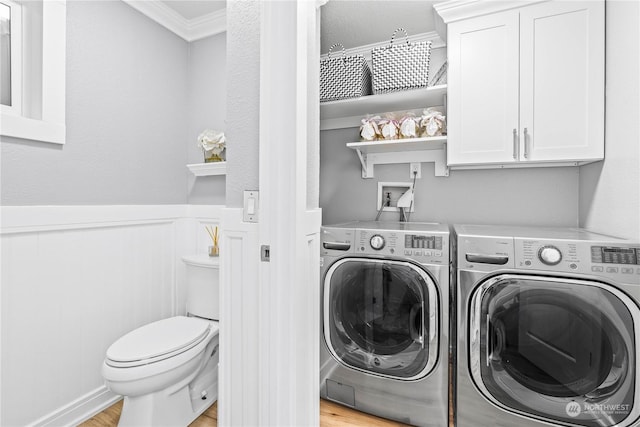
[519,1,604,163]
[441,0,604,168]
[447,10,519,165]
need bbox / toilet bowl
[102,255,220,426]
[102,316,219,426]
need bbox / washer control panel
[369,234,385,250]
[355,229,448,264]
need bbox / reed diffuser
[206,226,219,257]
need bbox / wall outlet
[377,182,414,213]
[410,163,422,179]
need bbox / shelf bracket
[355,149,374,178]
[357,147,449,178]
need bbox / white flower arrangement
[197,129,226,156]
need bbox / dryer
[453,224,640,427]
[320,221,450,427]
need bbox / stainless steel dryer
[453,224,640,427]
[320,221,450,427]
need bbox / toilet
[102,256,220,426]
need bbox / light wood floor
[79,399,410,427]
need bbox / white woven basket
[371,28,432,94]
[320,43,372,102]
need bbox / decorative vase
[208,244,219,257]
[204,151,223,163]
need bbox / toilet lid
[106,316,211,365]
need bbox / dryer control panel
[515,238,640,283]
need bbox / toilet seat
[106,316,211,368]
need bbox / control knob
[370,235,385,250]
[538,245,562,265]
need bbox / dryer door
[323,258,439,380]
[469,274,639,427]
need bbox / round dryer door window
[469,274,639,427]
[323,258,439,380]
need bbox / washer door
[324,258,439,380]
[470,274,639,427]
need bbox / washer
[320,221,450,427]
[453,224,640,427]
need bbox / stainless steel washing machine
[453,224,640,427]
[320,221,450,427]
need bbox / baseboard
[29,386,121,427]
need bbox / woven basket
[320,43,372,102]
[371,28,431,94]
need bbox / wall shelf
[187,162,227,176]
[346,136,447,153]
[320,85,447,130]
[182,254,220,268]
[347,136,449,178]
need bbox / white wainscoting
[0,205,223,427]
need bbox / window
[0,0,66,145]
[0,0,22,115]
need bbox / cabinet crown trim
[434,0,547,23]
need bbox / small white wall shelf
[320,85,447,131]
[182,254,220,268]
[347,136,449,178]
[187,162,227,176]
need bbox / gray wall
[321,128,580,227]
[187,33,227,205]
[579,0,640,241]
[317,1,584,228]
[320,1,440,53]
[1,1,190,205]
[225,1,260,208]
[320,3,640,231]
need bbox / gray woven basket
[371,28,431,94]
[320,43,372,102]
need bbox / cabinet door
[447,10,519,166]
[519,1,604,162]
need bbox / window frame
[0,0,23,116]
[0,0,66,145]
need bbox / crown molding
[187,9,226,41]
[123,1,226,42]
[433,0,546,24]
[320,31,445,62]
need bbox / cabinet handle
[512,128,519,160]
[524,128,530,159]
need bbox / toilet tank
[181,255,219,320]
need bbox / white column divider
[218,208,260,426]
[257,1,321,425]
